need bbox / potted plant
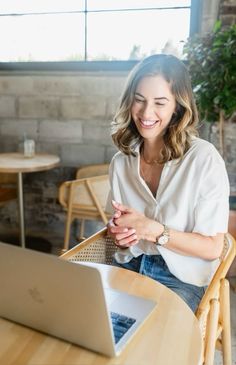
[183,21,236,157]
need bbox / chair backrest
[195,233,236,365]
[59,175,110,221]
[76,164,110,179]
[59,174,111,252]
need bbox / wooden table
[0,153,60,248]
[0,263,202,365]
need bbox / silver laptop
[0,242,157,357]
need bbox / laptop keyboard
[110,311,136,344]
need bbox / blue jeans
[113,254,206,312]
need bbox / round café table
[0,263,203,365]
[0,153,60,248]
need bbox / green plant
[184,21,236,154]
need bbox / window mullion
[85,0,88,61]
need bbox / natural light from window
[0,0,191,62]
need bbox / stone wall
[200,0,236,33]
[200,0,221,34]
[219,0,236,26]
[200,121,236,196]
[0,72,125,163]
[0,72,126,242]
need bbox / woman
[106,54,229,312]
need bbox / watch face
[158,235,168,245]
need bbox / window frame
[0,0,202,72]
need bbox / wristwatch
[156,225,170,246]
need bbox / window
[0,0,201,69]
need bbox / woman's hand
[107,200,163,248]
[107,219,138,248]
[107,205,138,248]
[108,202,225,260]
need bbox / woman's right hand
[107,210,138,248]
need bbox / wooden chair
[61,229,236,365]
[75,163,110,237]
[58,175,111,253]
[195,233,236,365]
[76,163,109,179]
[0,173,17,206]
[59,163,110,251]
[227,210,236,291]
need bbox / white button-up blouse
[106,137,230,287]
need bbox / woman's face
[131,75,176,143]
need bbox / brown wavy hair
[111,54,199,163]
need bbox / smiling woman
[107,53,230,313]
[0,0,198,65]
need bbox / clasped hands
[107,200,163,248]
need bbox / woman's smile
[139,119,160,128]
